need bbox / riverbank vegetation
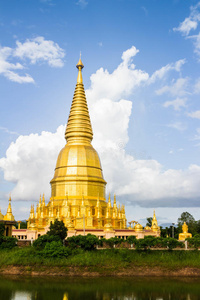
[1,221,200,275]
[1,247,200,273]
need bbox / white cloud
[0,46,34,83]
[174,3,200,60]
[0,126,65,201]
[1,46,200,210]
[188,110,200,119]
[149,59,186,83]
[0,36,65,83]
[163,97,187,111]
[174,17,198,36]
[156,78,189,97]
[14,36,65,67]
[167,122,187,131]
[173,3,200,36]
[90,99,132,151]
[192,32,200,59]
[86,46,149,102]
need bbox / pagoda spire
[65,55,93,144]
[4,195,15,221]
[152,210,158,227]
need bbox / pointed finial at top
[76,53,84,84]
[76,52,84,69]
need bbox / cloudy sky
[0,0,200,226]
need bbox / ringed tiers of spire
[65,57,93,144]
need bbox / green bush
[104,237,123,248]
[162,237,183,250]
[41,241,72,258]
[135,236,155,250]
[33,234,60,250]
[67,234,99,251]
[98,238,106,247]
[153,237,165,248]
[0,236,17,249]
[127,236,137,246]
[186,236,200,249]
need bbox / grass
[0,247,200,273]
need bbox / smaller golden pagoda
[0,196,15,237]
[151,210,160,233]
[0,196,15,221]
[178,222,192,241]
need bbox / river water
[0,276,200,300]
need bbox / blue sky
[1,0,200,226]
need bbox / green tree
[146,217,152,227]
[67,234,99,250]
[47,219,67,241]
[127,236,137,246]
[33,234,60,250]
[42,240,72,258]
[20,221,27,229]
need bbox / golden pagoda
[151,210,160,233]
[3,196,15,221]
[0,196,15,237]
[27,57,127,232]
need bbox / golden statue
[27,57,127,232]
[178,222,192,241]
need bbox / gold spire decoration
[42,194,45,206]
[39,195,42,208]
[4,195,15,221]
[152,210,158,227]
[108,193,111,208]
[65,56,93,144]
[151,210,160,233]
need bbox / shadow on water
[0,276,200,300]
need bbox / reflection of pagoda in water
[13,57,160,240]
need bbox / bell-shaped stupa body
[50,58,106,203]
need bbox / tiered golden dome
[50,57,106,203]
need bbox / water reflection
[0,277,200,300]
